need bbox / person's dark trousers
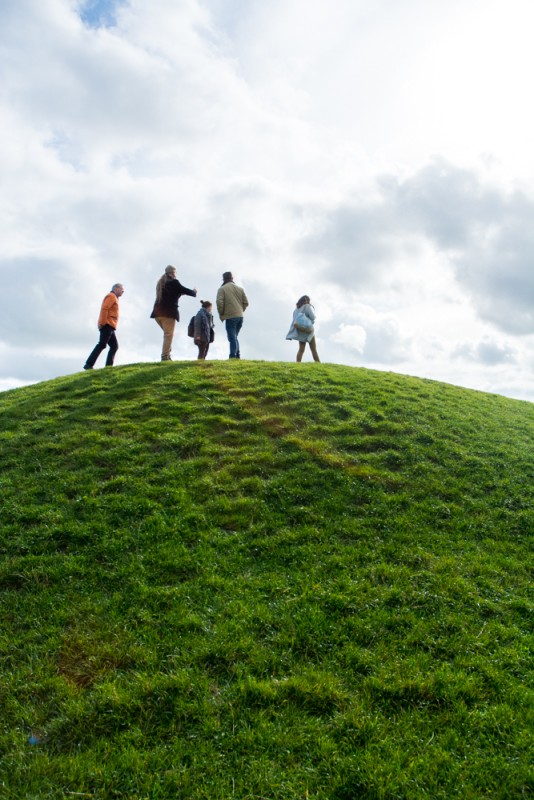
[84,324,119,368]
[197,342,209,360]
[225,317,243,358]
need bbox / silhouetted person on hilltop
[151,265,197,361]
[216,271,248,359]
[286,295,320,362]
[193,300,215,360]
[83,283,124,370]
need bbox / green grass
[0,360,532,799]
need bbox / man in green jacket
[216,272,249,359]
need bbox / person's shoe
[83,364,92,370]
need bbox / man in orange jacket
[83,283,124,370]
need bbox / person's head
[165,265,177,278]
[222,271,233,284]
[296,295,310,308]
[112,283,124,297]
[200,300,212,310]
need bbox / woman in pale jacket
[286,295,320,362]
[193,300,214,360]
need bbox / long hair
[296,295,311,308]
[155,275,168,303]
[155,266,177,302]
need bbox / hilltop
[0,361,532,799]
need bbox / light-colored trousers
[155,316,176,360]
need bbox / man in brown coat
[150,265,197,361]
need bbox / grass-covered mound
[0,361,532,799]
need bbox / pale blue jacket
[286,303,316,343]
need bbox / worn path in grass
[0,361,532,799]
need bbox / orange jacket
[98,292,120,329]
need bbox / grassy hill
[0,361,532,799]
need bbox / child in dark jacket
[194,301,214,360]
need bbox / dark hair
[296,295,311,308]
[200,300,212,308]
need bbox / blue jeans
[225,317,243,358]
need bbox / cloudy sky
[2,0,534,400]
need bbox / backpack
[187,316,195,337]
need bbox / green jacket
[216,281,249,321]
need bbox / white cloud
[332,324,367,355]
[453,338,517,366]
[330,304,413,365]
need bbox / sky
[2,0,534,400]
